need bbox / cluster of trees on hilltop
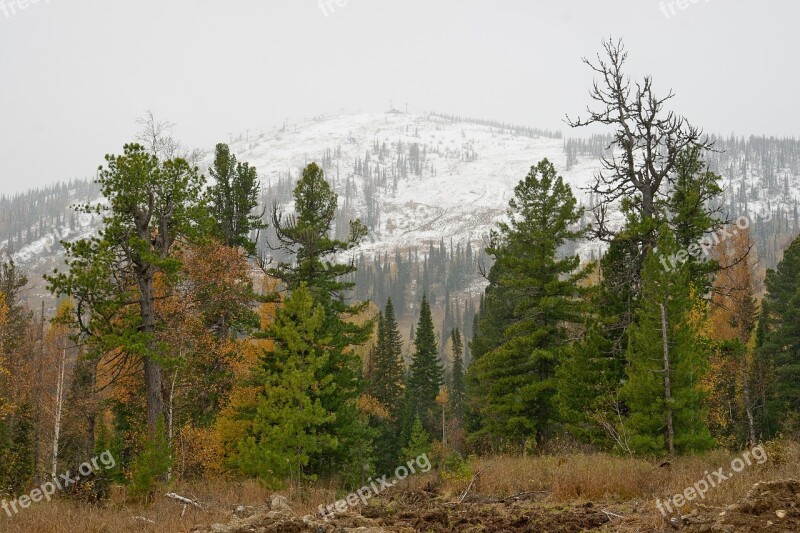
[0,179,99,254]
[429,112,563,140]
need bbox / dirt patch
[363,489,611,532]
[193,489,614,533]
[682,480,800,532]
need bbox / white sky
[1,0,798,195]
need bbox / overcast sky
[1,0,798,195]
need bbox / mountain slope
[5,111,800,311]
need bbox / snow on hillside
[13,111,796,295]
[214,111,604,259]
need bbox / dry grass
[439,440,800,528]
[3,441,799,532]
[0,479,338,533]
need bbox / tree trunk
[51,340,67,481]
[85,355,98,457]
[660,302,675,456]
[139,274,165,433]
[742,350,757,445]
[166,368,178,482]
[33,301,45,484]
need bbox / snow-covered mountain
[217,111,603,260]
[4,111,800,310]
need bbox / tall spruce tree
[366,299,406,471]
[236,285,336,486]
[449,328,465,421]
[406,294,443,435]
[368,298,404,416]
[208,143,265,255]
[757,234,800,437]
[268,162,371,474]
[621,230,714,455]
[467,159,586,449]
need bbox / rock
[776,509,787,518]
[270,494,293,514]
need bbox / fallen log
[166,492,204,509]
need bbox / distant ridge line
[428,112,562,140]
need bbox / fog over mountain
[1,1,799,195]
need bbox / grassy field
[2,440,798,532]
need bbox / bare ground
[192,480,800,533]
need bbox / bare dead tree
[566,38,715,250]
[135,111,203,165]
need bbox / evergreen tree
[46,143,209,437]
[449,328,465,420]
[368,298,405,417]
[366,300,406,472]
[236,286,335,485]
[467,159,586,448]
[128,416,172,501]
[758,234,800,436]
[555,238,637,450]
[556,322,624,450]
[268,162,372,474]
[270,162,367,314]
[406,295,443,435]
[401,416,431,460]
[208,143,265,255]
[621,231,714,455]
[667,146,724,293]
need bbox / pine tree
[401,416,431,460]
[208,143,265,255]
[268,162,372,474]
[366,300,406,472]
[128,416,172,501]
[758,234,800,437]
[621,231,714,455]
[667,146,723,293]
[556,322,625,450]
[46,143,209,438]
[236,286,335,486]
[407,295,443,435]
[270,162,367,314]
[368,298,405,417]
[467,159,586,448]
[449,328,465,421]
